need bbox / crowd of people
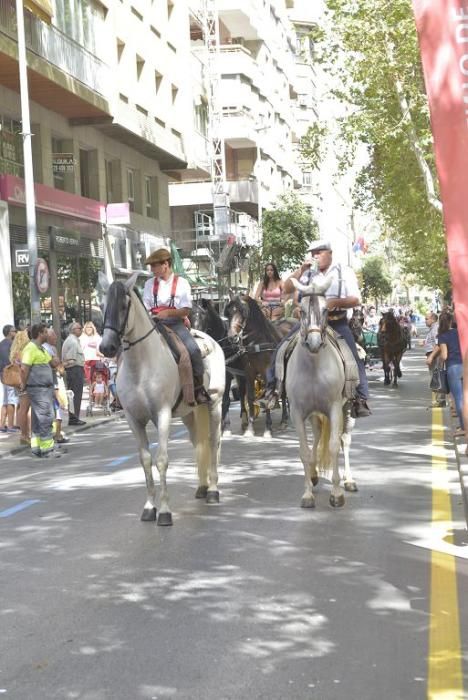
[0,320,120,458]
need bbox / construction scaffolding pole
[202,0,230,242]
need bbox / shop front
[0,174,106,337]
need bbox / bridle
[103,287,157,351]
[300,294,328,350]
[226,299,250,345]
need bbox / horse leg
[279,388,289,430]
[392,359,398,386]
[221,373,232,436]
[264,407,273,440]
[244,377,255,437]
[182,412,208,499]
[206,399,222,504]
[329,402,345,508]
[383,356,391,385]
[341,407,357,492]
[155,408,173,526]
[291,407,315,508]
[309,415,321,487]
[126,414,157,522]
[239,377,249,432]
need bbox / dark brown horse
[377,312,407,386]
[224,295,290,437]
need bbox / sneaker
[6,427,20,433]
[353,398,372,418]
[56,436,70,444]
[69,419,86,426]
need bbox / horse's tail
[194,405,211,483]
[317,415,332,476]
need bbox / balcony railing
[0,0,109,96]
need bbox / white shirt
[143,273,192,312]
[300,263,361,320]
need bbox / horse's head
[100,271,140,357]
[224,294,249,344]
[190,301,208,332]
[291,275,332,353]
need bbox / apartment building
[168,0,304,286]
[0,0,193,330]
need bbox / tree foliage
[316,0,448,291]
[260,193,318,273]
[360,255,392,305]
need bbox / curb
[0,412,123,460]
[452,432,468,527]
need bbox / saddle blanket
[275,327,359,400]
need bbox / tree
[260,193,318,273]
[313,0,448,291]
[361,256,392,306]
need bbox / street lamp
[15,0,41,324]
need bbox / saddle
[274,327,359,400]
[153,322,214,406]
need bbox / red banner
[413,0,468,357]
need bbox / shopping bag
[430,365,449,394]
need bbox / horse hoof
[222,430,232,438]
[301,496,316,508]
[344,481,358,492]
[141,507,157,522]
[157,512,173,526]
[329,494,345,508]
[244,430,254,438]
[206,490,220,505]
[263,431,272,440]
[279,422,288,431]
[311,476,319,487]
[195,485,209,499]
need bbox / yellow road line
[427,407,464,699]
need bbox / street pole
[15,0,41,324]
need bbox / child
[91,371,108,407]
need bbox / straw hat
[144,247,172,265]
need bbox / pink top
[262,285,282,303]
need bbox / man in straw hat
[260,239,371,417]
[142,246,210,404]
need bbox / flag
[24,0,53,23]
[413,0,468,356]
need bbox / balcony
[169,177,259,209]
[0,0,110,119]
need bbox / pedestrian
[0,324,19,433]
[427,311,464,437]
[423,312,445,407]
[61,322,86,426]
[9,328,31,445]
[43,328,69,444]
[80,321,103,385]
[20,323,60,458]
[261,239,371,417]
[142,246,210,404]
[254,263,285,321]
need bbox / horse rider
[260,239,371,418]
[142,247,210,404]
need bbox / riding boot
[352,397,372,418]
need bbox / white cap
[307,239,332,252]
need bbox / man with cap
[142,247,210,404]
[261,239,371,417]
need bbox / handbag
[430,364,449,394]
[1,363,22,388]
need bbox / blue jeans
[447,363,464,429]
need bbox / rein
[103,291,159,351]
[301,295,328,349]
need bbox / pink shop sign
[0,174,106,223]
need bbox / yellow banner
[23,0,53,23]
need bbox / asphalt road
[1,349,467,700]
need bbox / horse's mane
[202,299,226,339]
[244,296,281,344]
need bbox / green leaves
[360,256,392,303]
[319,0,447,291]
[260,193,319,273]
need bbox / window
[105,158,122,203]
[79,148,99,199]
[195,101,208,136]
[127,168,135,212]
[302,171,312,187]
[144,175,159,219]
[52,136,75,193]
[0,115,23,177]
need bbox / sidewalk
[449,410,468,525]
[0,390,122,460]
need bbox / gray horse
[286,276,357,509]
[99,273,226,526]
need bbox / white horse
[285,276,357,509]
[99,273,226,526]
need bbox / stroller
[85,360,111,417]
